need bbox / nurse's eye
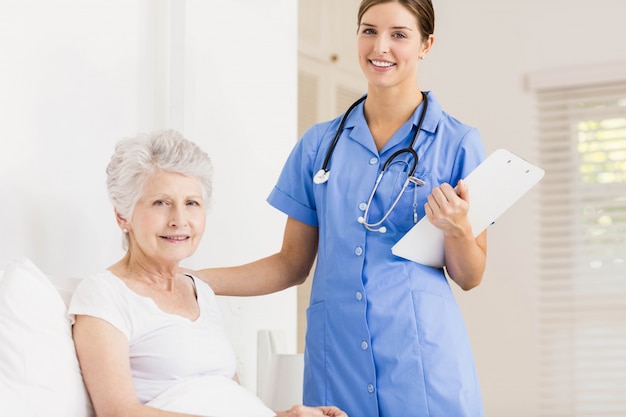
[392,32,407,39]
[360,27,376,35]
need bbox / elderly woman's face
[125,170,206,265]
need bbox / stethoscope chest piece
[313,169,330,184]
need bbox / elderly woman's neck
[109,252,181,288]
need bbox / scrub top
[267,91,486,417]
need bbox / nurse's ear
[419,34,434,60]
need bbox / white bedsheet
[146,374,276,417]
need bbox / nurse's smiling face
[357,2,433,90]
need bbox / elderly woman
[69,130,346,417]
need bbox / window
[529,64,626,417]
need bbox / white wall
[0,0,142,277]
[0,0,297,394]
[421,1,626,416]
[180,0,299,392]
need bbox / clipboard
[391,148,545,268]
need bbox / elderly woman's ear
[115,209,128,231]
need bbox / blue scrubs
[267,92,486,417]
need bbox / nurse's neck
[364,86,423,151]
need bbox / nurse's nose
[373,36,389,55]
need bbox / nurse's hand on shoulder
[275,404,348,417]
[424,180,472,237]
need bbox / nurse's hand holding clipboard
[425,179,487,290]
[425,180,470,232]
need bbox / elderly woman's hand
[276,404,348,417]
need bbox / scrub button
[359,202,367,211]
[361,340,368,350]
[355,291,363,301]
[367,384,375,393]
[369,157,378,165]
[355,246,363,256]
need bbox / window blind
[534,79,626,417]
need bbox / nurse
[195,0,488,415]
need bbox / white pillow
[0,257,94,417]
[49,275,85,307]
[146,374,276,417]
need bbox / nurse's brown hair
[357,0,435,41]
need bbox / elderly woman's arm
[73,315,201,417]
[73,315,347,417]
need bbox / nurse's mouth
[370,59,396,69]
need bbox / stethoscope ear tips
[313,169,330,184]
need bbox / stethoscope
[313,91,429,233]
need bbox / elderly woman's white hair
[106,129,213,249]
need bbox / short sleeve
[452,127,487,181]
[68,272,132,339]
[266,123,330,227]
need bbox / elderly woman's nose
[168,206,188,227]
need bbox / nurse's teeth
[372,60,393,67]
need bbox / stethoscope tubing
[314,91,428,184]
[319,95,367,176]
